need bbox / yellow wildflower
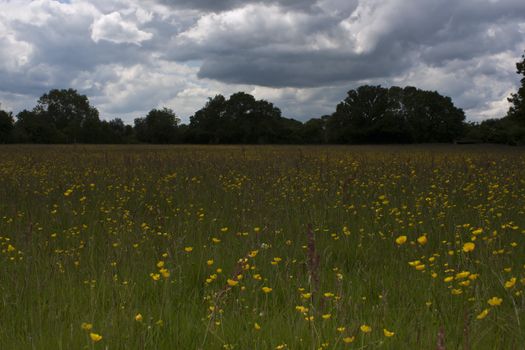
[360,324,372,333]
[89,333,102,342]
[342,336,355,343]
[476,309,490,320]
[261,286,273,294]
[504,277,516,289]
[81,322,93,331]
[383,328,395,337]
[487,297,503,306]
[395,236,407,245]
[226,279,238,287]
[462,242,475,253]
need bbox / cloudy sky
[1,0,524,123]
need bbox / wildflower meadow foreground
[1,145,524,349]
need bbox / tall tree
[33,89,100,143]
[14,110,61,143]
[134,107,180,144]
[0,105,14,143]
[327,85,465,144]
[188,95,228,143]
[507,51,525,123]
[189,92,294,144]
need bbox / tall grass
[0,145,524,349]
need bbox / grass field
[1,145,524,349]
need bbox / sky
[0,0,524,124]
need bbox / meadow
[0,145,524,349]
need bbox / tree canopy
[0,78,520,145]
[187,92,302,144]
[327,86,465,143]
[0,105,14,144]
[507,51,525,122]
[134,108,181,144]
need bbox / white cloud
[0,0,524,123]
[91,12,153,45]
[0,25,33,71]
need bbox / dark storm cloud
[157,0,317,12]
[197,49,414,87]
[170,0,525,88]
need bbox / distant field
[1,145,524,349]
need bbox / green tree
[402,86,465,142]
[327,85,465,144]
[34,89,100,143]
[188,95,228,143]
[14,110,61,143]
[189,92,295,144]
[507,51,525,123]
[134,108,180,144]
[0,105,14,143]
[300,117,328,144]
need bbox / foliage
[134,108,181,144]
[188,92,301,144]
[0,106,14,143]
[327,86,466,143]
[33,88,100,143]
[507,51,525,123]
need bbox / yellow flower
[487,297,503,306]
[212,237,221,243]
[207,259,214,266]
[321,314,331,320]
[444,276,454,283]
[89,333,103,342]
[342,336,355,343]
[455,271,470,279]
[415,264,425,271]
[383,328,395,337]
[360,324,372,333]
[135,313,143,322]
[159,268,170,278]
[150,273,160,281]
[336,326,345,333]
[462,242,475,253]
[156,261,164,268]
[504,277,516,289]
[226,279,238,287]
[81,322,93,331]
[395,235,407,245]
[254,322,261,330]
[295,305,308,313]
[417,235,427,245]
[476,309,490,320]
[261,286,273,294]
[472,228,483,235]
[184,246,193,252]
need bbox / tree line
[1,52,524,145]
